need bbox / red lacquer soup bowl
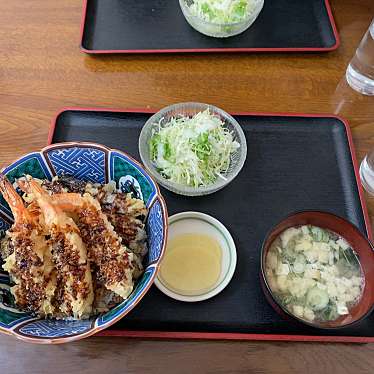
[260,211,374,329]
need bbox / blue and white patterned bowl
[0,142,168,344]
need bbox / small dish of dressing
[154,212,237,302]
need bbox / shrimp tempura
[19,177,94,319]
[0,174,55,316]
[52,192,135,299]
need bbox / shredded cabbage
[187,0,254,24]
[149,109,240,188]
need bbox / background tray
[49,108,373,343]
[80,0,339,53]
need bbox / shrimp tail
[19,176,64,225]
[0,173,28,222]
[18,175,44,197]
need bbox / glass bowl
[138,102,247,197]
[179,0,264,38]
[260,211,374,329]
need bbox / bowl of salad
[261,211,374,329]
[179,0,264,38]
[139,102,247,196]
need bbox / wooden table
[0,1,374,373]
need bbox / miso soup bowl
[260,211,374,329]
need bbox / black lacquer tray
[80,0,339,53]
[49,108,373,342]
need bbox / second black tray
[81,0,339,53]
[49,108,374,342]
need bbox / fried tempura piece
[52,192,136,299]
[19,177,94,319]
[0,174,55,316]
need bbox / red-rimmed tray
[49,107,373,343]
[80,0,340,54]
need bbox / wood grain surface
[0,0,374,373]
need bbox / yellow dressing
[159,233,222,296]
